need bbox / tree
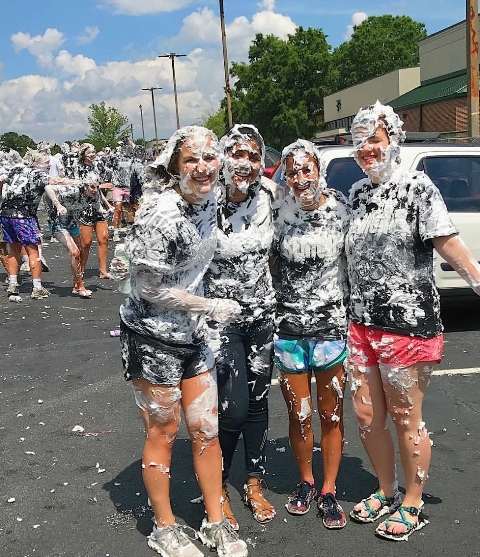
[201,106,229,139]
[0,132,36,156]
[331,15,427,90]
[86,101,130,151]
[230,27,336,150]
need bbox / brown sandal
[243,477,276,524]
[221,485,239,531]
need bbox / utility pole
[142,87,162,150]
[467,0,479,137]
[219,0,233,128]
[139,104,146,144]
[158,53,186,129]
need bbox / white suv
[274,143,480,296]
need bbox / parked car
[264,146,281,178]
[273,143,480,296]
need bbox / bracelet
[206,299,219,317]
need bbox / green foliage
[202,107,228,139]
[86,101,130,151]
[331,15,427,90]
[0,132,36,156]
[230,27,335,150]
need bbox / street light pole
[219,0,233,128]
[467,0,479,137]
[158,53,186,129]
[142,87,162,150]
[139,104,146,144]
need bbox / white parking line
[270,367,480,385]
[432,367,480,376]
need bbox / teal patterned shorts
[274,337,347,373]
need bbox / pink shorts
[347,323,443,369]
[112,187,130,203]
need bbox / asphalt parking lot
[1,230,479,557]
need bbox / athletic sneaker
[113,230,121,242]
[197,517,248,557]
[20,261,30,272]
[285,481,317,515]
[6,283,20,297]
[31,286,50,299]
[147,523,204,557]
[317,492,346,529]
[40,256,50,272]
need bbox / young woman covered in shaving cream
[271,139,350,529]
[203,124,277,530]
[118,126,248,557]
[44,172,103,299]
[346,101,480,541]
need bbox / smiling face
[224,138,262,194]
[354,124,390,174]
[177,136,220,203]
[84,181,99,197]
[284,152,321,210]
[83,147,96,166]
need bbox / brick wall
[398,97,472,134]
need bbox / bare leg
[182,369,223,523]
[25,244,41,280]
[79,224,93,277]
[94,221,112,278]
[280,372,314,483]
[0,242,9,275]
[7,243,22,277]
[377,361,434,534]
[315,363,346,494]
[350,363,396,517]
[54,231,82,287]
[132,378,182,527]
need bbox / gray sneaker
[197,518,248,557]
[147,524,204,557]
[7,283,20,296]
[20,261,30,272]
[31,286,50,299]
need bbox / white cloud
[11,28,65,67]
[100,0,195,16]
[55,51,97,76]
[76,26,100,45]
[0,5,297,143]
[343,12,368,41]
[258,0,275,11]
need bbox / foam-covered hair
[281,139,326,180]
[144,125,221,190]
[350,100,405,150]
[220,124,265,163]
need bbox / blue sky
[0,0,466,144]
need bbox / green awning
[389,74,468,110]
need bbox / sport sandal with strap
[243,478,276,524]
[350,490,401,524]
[222,485,239,531]
[375,504,429,542]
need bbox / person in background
[45,172,101,298]
[118,125,248,557]
[0,149,55,299]
[203,124,277,530]
[272,139,350,529]
[74,143,114,281]
[111,142,134,242]
[129,144,146,218]
[346,101,480,541]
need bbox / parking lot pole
[467,0,479,137]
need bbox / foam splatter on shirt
[273,188,350,340]
[204,177,276,323]
[120,187,217,344]
[345,169,458,337]
[0,164,49,218]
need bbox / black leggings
[216,318,274,484]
